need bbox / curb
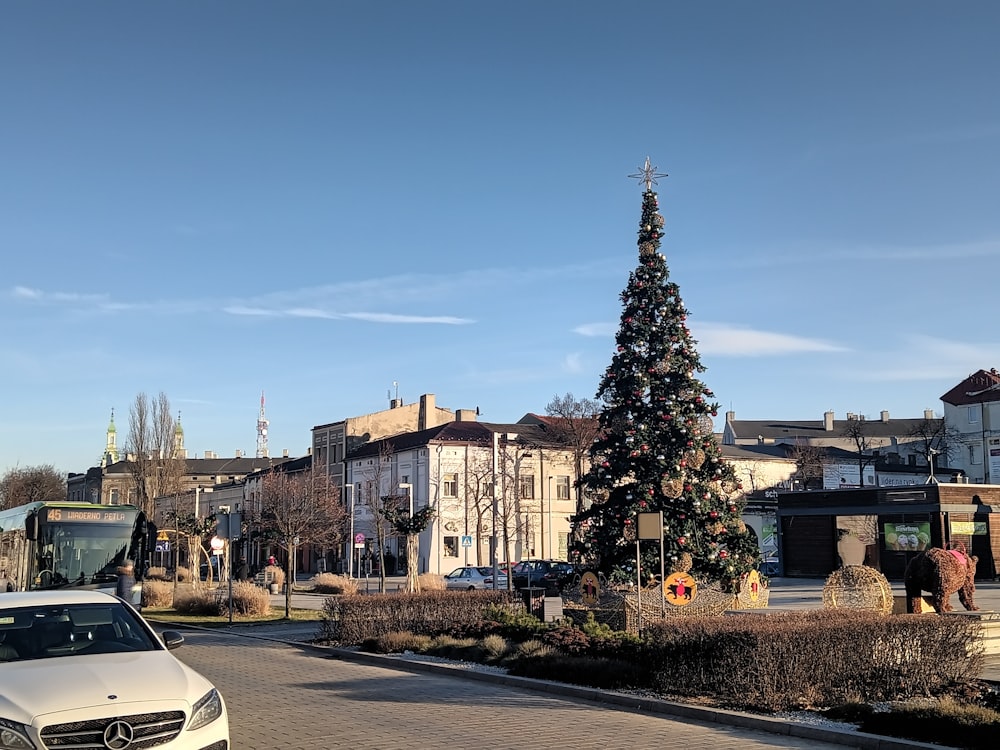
[150,619,952,750]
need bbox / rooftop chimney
[880,410,889,423]
[924,409,935,420]
[824,411,834,431]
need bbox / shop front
[774,484,999,582]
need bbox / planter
[837,535,867,567]
[268,583,280,594]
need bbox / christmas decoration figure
[571,158,759,590]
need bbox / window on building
[969,444,983,465]
[109,489,120,506]
[443,536,458,557]
[555,476,571,500]
[969,406,980,424]
[443,473,458,497]
[519,475,535,499]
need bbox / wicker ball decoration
[821,565,894,614]
[661,477,684,498]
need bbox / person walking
[235,557,250,581]
[115,559,136,604]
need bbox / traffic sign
[460,535,473,548]
[354,533,365,549]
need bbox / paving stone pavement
[173,627,917,750]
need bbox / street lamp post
[345,484,355,578]
[399,482,413,575]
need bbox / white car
[443,566,509,590]
[0,589,229,749]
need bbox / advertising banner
[883,522,931,552]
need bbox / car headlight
[0,719,35,750]
[187,688,224,732]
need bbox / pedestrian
[235,557,250,581]
[267,554,277,567]
[116,559,136,603]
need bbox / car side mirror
[160,631,185,650]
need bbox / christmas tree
[571,158,759,589]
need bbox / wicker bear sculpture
[903,545,979,614]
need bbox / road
[173,628,856,750]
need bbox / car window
[0,603,159,661]
[475,568,491,576]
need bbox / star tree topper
[628,156,668,191]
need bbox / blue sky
[3,2,1000,475]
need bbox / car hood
[0,651,212,723]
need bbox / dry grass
[141,580,173,608]
[311,573,359,595]
[418,573,445,591]
[263,565,285,587]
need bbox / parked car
[443,565,509,590]
[510,560,577,591]
[0,589,230,748]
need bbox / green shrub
[540,625,591,655]
[508,653,642,689]
[858,697,1000,750]
[363,631,433,654]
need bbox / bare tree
[358,442,397,593]
[842,416,877,487]
[544,393,600,515]
[906,415,962,477]
[0,464,66,510]
[464,454,496,566]
[788,443,827,490]
[259,464,347,617]
[123,392,187,517]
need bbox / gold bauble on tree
[661,477,684,499]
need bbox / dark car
[509,560,577,591]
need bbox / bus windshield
[37,522,133,587]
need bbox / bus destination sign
[45,508,131,524]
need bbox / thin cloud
[11,286,108,304]
[693,322,845,356]
[831,335,1000,382]
[344,312,473,325]
[573,320,844,356]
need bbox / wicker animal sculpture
[903,546,979,614]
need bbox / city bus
[0,501,149,595]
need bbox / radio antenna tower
[256,391,269,458]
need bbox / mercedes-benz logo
[103,720,134,750]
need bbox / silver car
[444,565,509,590]
[0,589,230,749]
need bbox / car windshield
[0,603,160,662]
